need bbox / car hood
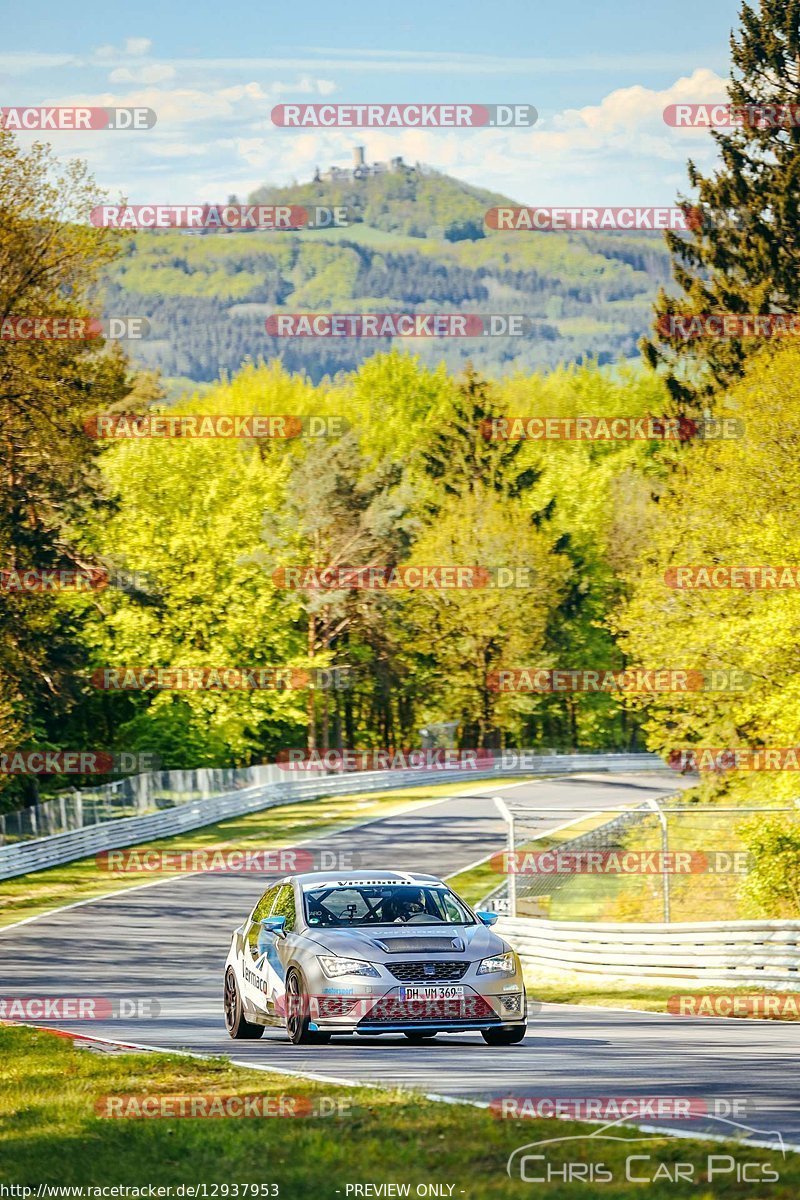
[303,922,507,959]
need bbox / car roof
[290,869,445,888]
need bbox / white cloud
[143,140,213,159]
[109,64,176,84]
[272,77,337,96]
[133,49,726,75]
[95,38,152,61]
[25,77,342,130]
[7,65,730,209]
[233,137,271,168]
[254,68,729,206]
[551,68,728,137]
[124,38,152,57]
[0,51,77,74]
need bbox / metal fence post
[494,796,517,917]
[647,797,670,923]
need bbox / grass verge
[0,1025,794,1196]
[525,973,800,1018]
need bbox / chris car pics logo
[506,1115,784,1185]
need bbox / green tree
[739,816,800,916]
[398,488,568,748]
[616,343,800,804]
[92,364,317,766]
[495,363,668,750]
[399,369,569,747]
[0,129,135,801]
[644,0,800,409]
[266,426,415,752]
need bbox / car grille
[387,961,469,982]
[315,997,361,1017]
[363,994,496,1024]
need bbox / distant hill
[248,161,506,242]
[104,164,673,389]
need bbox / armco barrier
[0,752,666,881]
[497,916,800,989]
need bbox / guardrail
[0,764,279,842]
[497,916,800,989]
[0,752,667,881]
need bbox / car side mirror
[260,915,287,938]
[476,910,499,926]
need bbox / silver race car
[224,870,526,1045]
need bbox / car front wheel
[285,969,331,1046]
[224,967,264,1039]
[481,1025,526,1046]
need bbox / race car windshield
[303,884,476,927]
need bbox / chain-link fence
[482,797,798,923]
[0,764,282,845]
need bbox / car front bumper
[305,981,527,1033]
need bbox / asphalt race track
[1,772,797,1149]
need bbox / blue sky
[0,0,742,205]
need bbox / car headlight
[477,951,517,975]
[317,955,380,978]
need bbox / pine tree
[420,366,540,503]
[643,0,800,410]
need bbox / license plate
[400,985,465,1001]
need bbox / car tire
[285,968,331,1046]
[481,1025,526,1046]
[403,1031,437,1042]
[224,967,264,1039]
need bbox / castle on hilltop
[313,146,420,184]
